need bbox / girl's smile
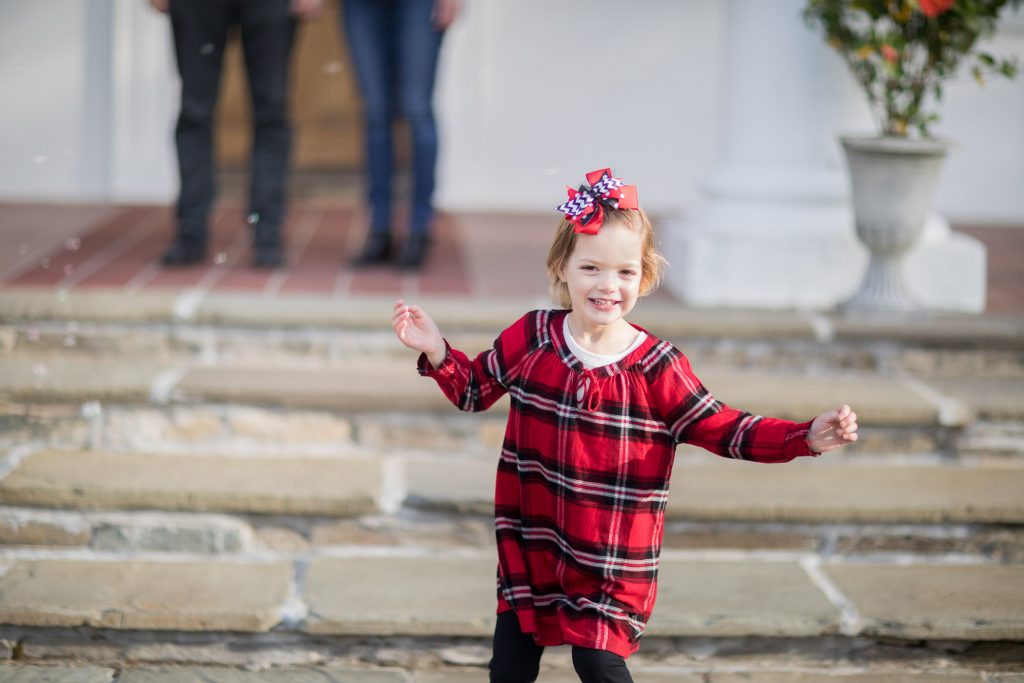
[560,222,644,351]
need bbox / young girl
[391,168,859,683]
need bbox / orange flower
[881,44,899,63]
[919,0,955,17]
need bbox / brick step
[2,449,1023,530]
[0,554,1021,643]
[1,663,1021,683]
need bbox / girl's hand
[392,299,446,368]
[432,0,459,30]
[807,404,858,454]
[148,0,170,13]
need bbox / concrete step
[0,554,1021,643]
[3,449,1024,528]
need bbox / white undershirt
[563,316,648,370]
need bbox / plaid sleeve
[417,312,533,413]
[648,346,817,463]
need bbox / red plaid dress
[418,309,816,658]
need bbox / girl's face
[559,222,644,335]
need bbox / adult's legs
[343,0,397,251]
[167,0,232,263]
[489,611,544,683]
[239,0,296,267]
[391,0,443,269]
[571,647,635,683]
[396,0,443,238]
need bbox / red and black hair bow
[554,168,639,234]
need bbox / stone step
[0,450,379,517]
[0,664,1018,683]
[0,555,1021,642]
[6,316,1024,381]
[407,452,1024,525]
[4,449,1024,528]
[10,355,1020,428]
[3,502,1022,563]
[3,291,1023,351]
[2,400,974,465]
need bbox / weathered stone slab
[666,462,1024,524]
[0,559,291,631]
[403,456,1024,525]
[648,560,839,637]
[830,313,1024,348]
[415,672,703,683]
[0,450,379,516]
[405,457,494,515]
[0,290,177,323]
[697,369,937,426]
[0,664,115,682]
[174,358,935,427]
[195,294,526,332]
[929,378,1024,420]
[176,364,472,413]
[0,510,89,547]
[711,673,983,683]
[90,512,254,554]
[823,563,1024,640]
[117,667,404,682]
[356,414,505,455]
[0,506,252,553]
[0,359,166,403]
[303,555,496,636]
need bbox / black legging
[489,611,635,683]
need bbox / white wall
[931,12,1024,224]
[435,0,728,216]
[0,1,1021,224]
[0,1,114,201]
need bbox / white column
[660,0,985,313]
[110,1,178,203]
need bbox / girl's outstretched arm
[806,404,859,454]
[392,299,446,368]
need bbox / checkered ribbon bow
[555,168,639,234]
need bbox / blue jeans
[342,0,444,236]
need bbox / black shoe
[253,244,284,269]
[397,234,430,270]
[162,238,205,266]
[353,232,392,267]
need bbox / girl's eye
[620,270,637,277]
[581,265,597,272]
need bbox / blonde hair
[546,208,667,309]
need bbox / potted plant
[803,0,1020,311]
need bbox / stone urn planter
[839,135,949,312]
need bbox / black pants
[489,611,634,683]
[169,0,295,248]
